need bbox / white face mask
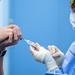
[70,12,75,29]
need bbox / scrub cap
[70,0,75,6]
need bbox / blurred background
[0,0,75,75]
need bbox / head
[70,0,75,12]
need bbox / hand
[0,25,22,51]
[48,45,64,67]
[0,25,15,42]
[30,43,49,63]
[30,43,58,71]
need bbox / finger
[13,28,18,41]
[51,45,56,53]
[8,32,18,46]
[6,25,16,29]
[8,32,13,44]
[35,43,41,50]
[5,32,13,46]
[6,29,13,32]
[55,46,61,52]
[0,32,13,43]
[48,45,53,55]
[0,33,13,47]
[48,45,56,54]
[52,52,61,57]
[15,26,22,40]
[30,46,36,54]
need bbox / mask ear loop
[70,18,75,29]
[70,5,75,8]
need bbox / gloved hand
[30,43,58,71]
[48,45,64,67]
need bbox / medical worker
[61,0,75,74]
[30,43,71,75]
[70,0,75,28]
[29,38,75,75]
[47,43,75,75]
[0,25,22,75]
[30,43,66,75]
[29,0,75,75]
[49,0,75,74]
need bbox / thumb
[48,45,56,55]
[0,33,13,47]
[35,43,41,50]
[30,46,36,55]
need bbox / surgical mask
[70,12,75,29]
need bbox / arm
[0,57,4,75]
[48,45,64,67]
[0,25,22,75]
[30,44,71,75]
[47,43,75,75]
[30,43,58,71]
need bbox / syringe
[22,38,35,46]
[22,38,37,49]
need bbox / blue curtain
[0,0,9,75]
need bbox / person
[0,25,22,75]
[46,42,75,75]
[29,37,75,75]
[29,0,75,75]
[30,43,67,75]
[70,0,75,29]
[52,0,75,74]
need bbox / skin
[71,6,75,12]
[0,57,4,75]
[0,25,22,75]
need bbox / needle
[22,38,35,45]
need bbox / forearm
[43,53,58,71]
[0,57,4,75]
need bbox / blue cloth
[45,68,68,75]
[45,42,75,75]
[72,67,75,75]
[45,68,75,75]
[61,42,75,74]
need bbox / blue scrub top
[45,68,75,75]
[45,68,63,75]
[45,42,75,75]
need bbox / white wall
[0,0,9,75]
[0,0,9,27]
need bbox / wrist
[43,53,58,71]
[0,48,7,57]
[0,47,6,51]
